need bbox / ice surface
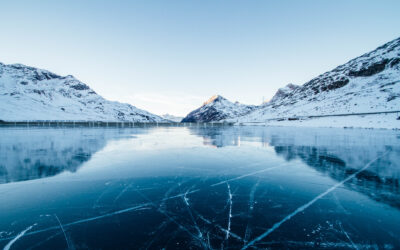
[0,126,399,249]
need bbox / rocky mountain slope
[268,83,301,103]
[0,63,166,122]
[181,95,256,122]
[236,37,400,123]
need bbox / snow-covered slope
[161,114,183,122]
[236,37,400,124]
[181,95,256,122]
[269,83,301,103]
[0,63,166,122]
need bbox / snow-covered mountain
[161,114,183,122]
[0,63,166,122]
[181,95,256,122]
[221,37,400,128]
[268,83,301,103]
[182,37,400,128]
[237,37,400,122]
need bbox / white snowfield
[227,37,400,129]
[161,114,184,123]
[0,63,166,122]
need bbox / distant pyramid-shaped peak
[203,95,227,105]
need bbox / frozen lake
[0,126,399,249]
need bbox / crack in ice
[136,189,207,249]
[211,163,285,187]
[242,150,390,249]
[182,188,204,240]
[244,180,259,244]
[0,162,285,244]
[54,214,72,250]
[225,183,233,241]
[196,212,244,243]
[3,224,35,250]
[26,231,62,250]
[339,222,358,250]
[113,182,133,203]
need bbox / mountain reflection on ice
[0,128,145,183]
[0,126,399,249]
[188,126,400,209]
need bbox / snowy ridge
[0,63,166,122]
[268,83,301,103]
[181,95,256,122]
[235,37,400,124]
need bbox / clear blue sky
[1,0,399,116]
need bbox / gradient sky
[1,0,399,116]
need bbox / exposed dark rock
[380,81,397,88]
[182,106,228,122]
[325,78,349,91]
[43,72,61,80]
[311,86,320,94]
[390,58,400,67]
[32,71,61,81]
[387,95,398,102]
[33,89,45,95]
[70,84,90,90]
[10,64,34,70]
[348,59,389,77]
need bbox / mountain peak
[182,95,255,122]
[203,95,226,106]
[269,83,301,103]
